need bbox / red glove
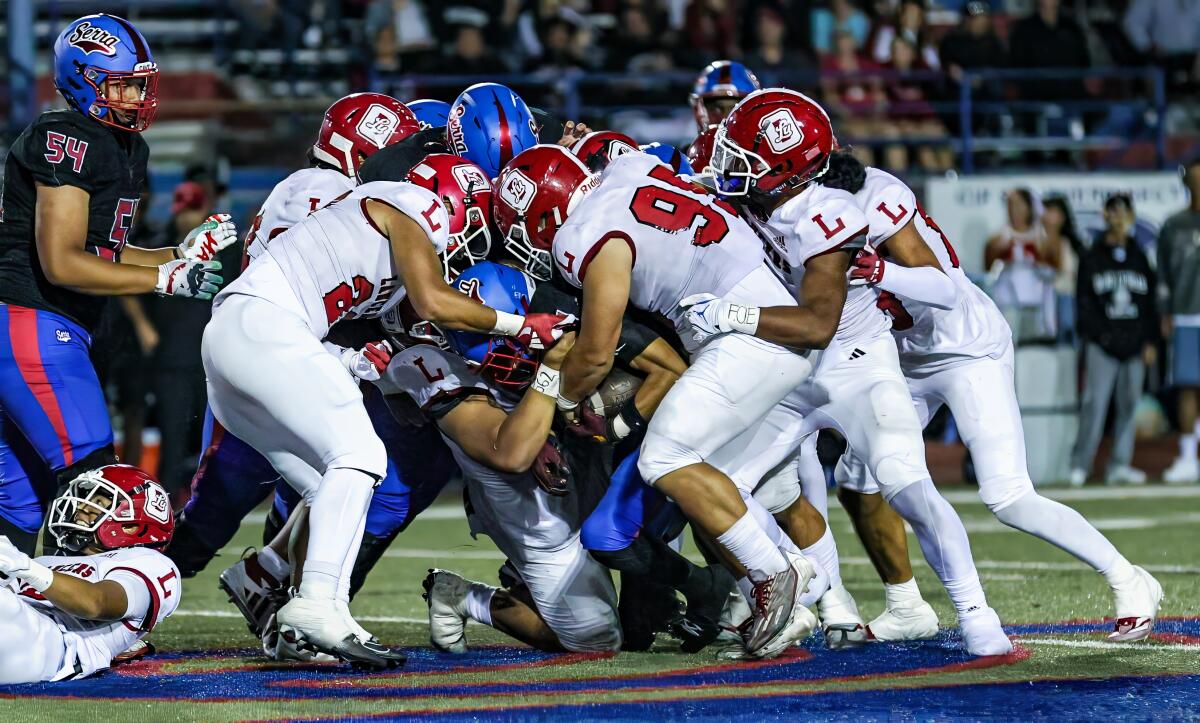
[516,312,578,351]
[562,396,608,440]
[362,341,393,372]
[532,435,571,496]
[850,248,886,285]
[876,291,914,331]
[342,340,393,382]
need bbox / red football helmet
[405,154,494,282]
[686,126,719,175]
[49,464,174,553]
[493,145,598,280]
[312,93,420,177]
[571,130,640,172]
[710,89,836,198]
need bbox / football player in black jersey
[0,14,236,553]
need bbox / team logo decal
[446,104,468,154]
[143,485,170,524]
[500,170,537,213]
[456,277,485,304]
[68,22,121,56]
[357,105,401,149]
[760,108,804,153]
[609,141,636,158]
[452,163,489,195]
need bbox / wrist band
[491,310,524,336]
[609,398,646,441]
[17,560,54,593]
[723,303,761,335]
[530,365,561,398]
[556,393,579,412]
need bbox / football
[589,367,643,417]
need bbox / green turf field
[5,484,1199,721]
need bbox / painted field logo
[69,22,121,56]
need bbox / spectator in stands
[885,37,952,172]
[366,0,437,72]
[743,3,813,81]
[1040,195,1086,342]
[1158,158,1200,484]
[607,5,677,72]
[985,188,1058,342]
[869,0,940,69]
[683,0,740,65]
[1008,0,1091,101]
[524,16,594,74]
[812,0,871,57]
[938,1,1006,138]
[1123,0,1200,92]
[441,18,505,75]
[1070,193,1159,487]
[820,30,885,167]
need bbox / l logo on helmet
[456,277,485,304]
[357,104,401,148]
[452,164,489,195]
[143,485,170,524]
[609,141,636,157]
[69,22,121,56]
[761,109,804,153]
[500,170,537,213]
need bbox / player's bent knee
[327,441,388,483]
[980,478,1036,514]
[556,616,623,653]
[638,432,700,486]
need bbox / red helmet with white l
[570,130,639,173]
[313,93,420,177]
[405,154,494,282]
[686,126,719,175]
[710,89,836,198]
[492,145,598,281]
[48,464,174,554]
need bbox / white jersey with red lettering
[242,167,355,267]
[217,180,450,339]
[552,152,795,352]
[746,181,890,347]
[376,345,620,652]
[856,168,1010,374]
[4,547,180,681]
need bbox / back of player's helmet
[48,464,174,554]
[313,93,420,178]
[405,154,494,282]
[407,99,452,130]
[446,83,540,179]
[444,262,539,389]
[689,60,761,132]
[53,14,160,132]
[570,130,639,173]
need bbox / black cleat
[672,565,737,653]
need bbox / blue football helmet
[407,99,452,130]
[640,142,696,176]
[689,60,760,132]
[54,14,159,132]
[445,261,539,389]
[446,83,539,179]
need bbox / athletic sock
[800,523,843,590]
[335,513,367,604]
[716,510,788,582]
[888,479,988,619]
[467,583,496,626]
[1181,433,1199,461]
[298,468,374,601]
[883,577,923,609]
[257,546,291,583]
[992,490,1134,587]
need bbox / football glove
[532,435,571,497]
[515,312,578,351]
[849,248,886,286]
[876,291,914,331]
[156,259,223,300]
[0,535,52,592]
[177,213,238,262]
[679,293,760,344]
[561,394,609,441]
[340,340,394,382]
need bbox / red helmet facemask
[49,464,174,553]
[312,93,420,178]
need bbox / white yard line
[1019,637,1200,653]
[173,609,427,625]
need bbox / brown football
[591,368,643,418]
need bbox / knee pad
[637,431,701,486]
[863,382,928,499]
[833,452,878,495]
[978,475,1035,513]
[753,457,802,515]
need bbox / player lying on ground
[0,465,179,684]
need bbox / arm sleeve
[104,569,153,622]
[877,261,959,310]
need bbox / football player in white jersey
[688,89,1011,656]
[0,464,180,684]
[202,173,573,666]
[822,151,1163,642]
[494,144,823,660]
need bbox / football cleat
[744,552,819,659]
[619,576,681,652]
[112,639,155,666]
[1163,457,1199,485]
[865,598,940,642]
[218,549,284,638]
[716,589,753,647]
[275,595,404,669]
[1108,566,1164,642]
[671,565,737,653]
[959,607,1013,656]
[816,585,867,650]
[262,610,337,663]
[422,569,471,653]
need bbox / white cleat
[1163,457,1199,486]
[262,611,337,662]
[1108,566,1164,642]
[817,585,867,650]
[959,607,1013,656]
[218,550,284,638]
[338,601,377,643]
[422,569,471,653]
[866,598,940,642]
[716,590,752,647]
[748,552,819,660]
[276,595,403,668]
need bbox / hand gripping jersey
[0,110,149,330]
[552,152,784,350]
[856,168,1010,373]
[218,180,450,339]
[6,547,180,680]
[242,167,355,267]
[744,180,890,347]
